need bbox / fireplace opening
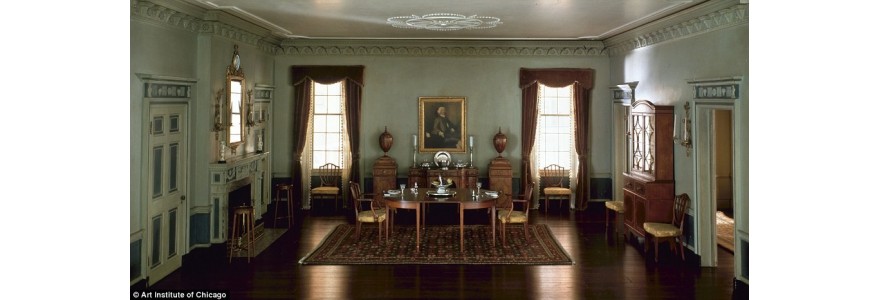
[227,181,257,239]
[229,183,252,208]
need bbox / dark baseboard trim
[732,278,748,299]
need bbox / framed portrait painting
[418,96,467,153]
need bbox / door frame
[611,99,630,203]
[610,82,636,204]
[137,74,196,286]
[689,76,742,268]
[693,101,735,267]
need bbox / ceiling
[181,0,707,41]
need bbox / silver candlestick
[468,145,474,167]
[412,134,418,168]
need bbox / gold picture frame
[419,96,467,153]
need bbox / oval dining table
[383,188,496,252]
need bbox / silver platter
[426,190,456,197]
[433,151,452,169]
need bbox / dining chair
[311,163,342,211]
[605,199,626,242]
[643,193,690,262]
[541,164,572,212]
[497,183,534,246]
[349,181,387,242]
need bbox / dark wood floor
[141,203,747,299]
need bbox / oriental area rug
[299,224,574,265]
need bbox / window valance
[292,66,365,86]
[519,68,594,89]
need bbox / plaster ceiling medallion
[387,13,502,31]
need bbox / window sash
[537,84,574,170]
[311,81,345,168]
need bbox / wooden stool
[605,200,626,242]
[274,183,295,228]
[229,205,255,263]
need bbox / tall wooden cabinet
[622,100,675,239]
[372,156,398,194]
[488,157,512,198]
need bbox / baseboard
[732,278,748,299]
[130,278,147,289]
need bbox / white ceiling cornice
[604,0,747,55]
[132,0,281,55]
[133,0,745,57]
[131,0,202,33]
[278,39,607,57]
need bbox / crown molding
[132,0,280,55]
[131,0,202,33]
[278,39,607,57]
[604,0,747,55]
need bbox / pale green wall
[130,18,199,233]
[607,1,748,279]
[130,10,276,236]
[271,48,613,183]
[609,23,749,230]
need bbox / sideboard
[408,167,478,189]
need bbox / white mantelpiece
[208,152,270,244]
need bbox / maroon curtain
[291,66,365,198]
[520,83,538,195]
[344,80,363,183]
[573,82,592,210]
[519,68,594,210]
[291,80,312,201]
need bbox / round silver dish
[433,151,451,169]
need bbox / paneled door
[146,104,188,285]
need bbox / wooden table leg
[390,208,394,234]
[422,203,427,228]
[491,205,496,248]
[415,205,421,251]
[461,203,466,253]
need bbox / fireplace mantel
[208,152,271,244]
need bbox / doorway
[712,110,735,254]
[146,103,188,285]
[694,101,735,267]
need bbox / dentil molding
[605,2,747,55]
[132,0,280,55]
[279,41,606,57]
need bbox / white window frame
[310,81,346,170]
[536,84,575,171]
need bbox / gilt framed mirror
[227,45,247,152]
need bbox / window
[537,84,574,170]
[311,81,345,168]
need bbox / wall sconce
[212,88,226,132]
[673,102,692,156]
[245,89,256,128]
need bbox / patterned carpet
[716,211,734,252]
[299,224,574,265]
